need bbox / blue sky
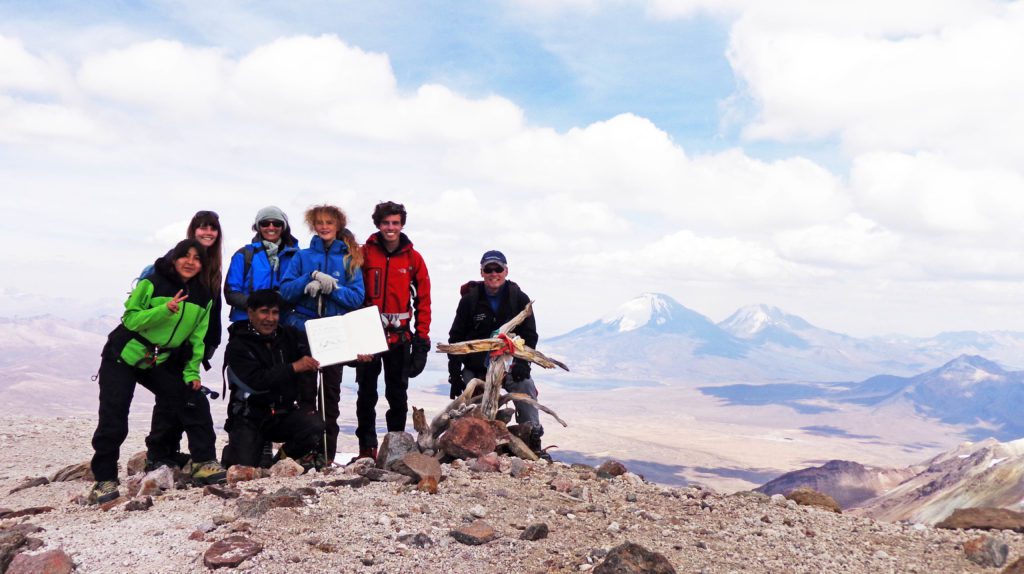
[2,0,1024,337]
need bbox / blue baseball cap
[480,250,507,267]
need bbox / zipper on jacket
[163,287,190,347]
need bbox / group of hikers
[88,202,545,504]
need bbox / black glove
[509,360,531,382]
[448,373,466,399]
[408,336,430,378]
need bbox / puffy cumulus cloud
[0,35,63,93]
[70,34,525,143]
[78,40,228,115]
[574,229,817,282]
[725,1,1024,166]
[460,113,848,232]
[773,214,900,269]
[850,152,1024,237]
[0,96,101,143]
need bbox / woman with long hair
[89,239,226,504]
[279,204,365,463]
[186,210,224,365]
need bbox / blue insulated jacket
[279,235,365,331]
[224,237,299,322]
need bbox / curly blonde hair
[304,204,364,276]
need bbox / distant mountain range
[545,293,1024,383]
[757,437,1024,525]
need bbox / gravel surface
[2,415,1022,573]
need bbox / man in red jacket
[354,201,432,460]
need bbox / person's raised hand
[166,290,188,313]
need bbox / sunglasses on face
[483,265,505,274]
[258,219,284,228]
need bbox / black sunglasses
[258,219,284,228]
[194,210,219,219]
[483,265,505,274]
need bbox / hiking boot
[526,427,551,461]
[88,480,120,505]
[144,451,192,472]
[190,460,227,485]
[297,451,328,472]
[258,441,274,468]
[348,447,377,465]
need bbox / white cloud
[725,1,1024,167]
[79,40,228,115]
[0,34,62,93]
[774,214,900,269]
[850,152,1024,237]
[459,114,849,232]
[0,96,100,143]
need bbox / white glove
[310,271,338,294]
[303,280,322,297]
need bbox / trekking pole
[316,292,329,465]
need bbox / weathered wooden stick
[436,339,504,354]
[498,300,535,336]
[480,358,507,420]
[505,433,539,461]
[499,392,568,427]
[512,347,570,371]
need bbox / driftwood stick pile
[419,300,569,456]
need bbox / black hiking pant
[354,341,410,449]
[91,356,215,481]
[145,373,218,466]
[318,364,343,462]
[221,407,324,468]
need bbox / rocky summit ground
[3,416,1024,573]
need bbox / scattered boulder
[1,507,55,519]
[236,487,306,518]
[203,535,263,569]
[470,453,501,473]
[450,520,497,545]
[963,535,1008,568]
[203,485,241,499]
[417,475,439,494]
[0,531,28,572]
[937,508,1024,532]
[397,532,433,548]
[594,542,677,574]
[188,530,205,541]
[377,432,418,470]
[49,462,92,483]
[596,460,628,479]
[509,458,532,478]
[785,488,842,513]
[138,466,175,496]
[125,496,154,511]
[439,418,497,459]
[6,548,75,574]
[358,468,414,484]
[226,465,265,485]
[520,523,549,541]
[313,477,370,489]
[127,450,148,476]
[549,476,574,493]
[269,458,304,478]
[8,477,48,494]
[392,453,441,482]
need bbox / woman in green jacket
[89,239,226,504]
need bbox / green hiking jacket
[117,257,212,383]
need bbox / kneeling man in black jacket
[222,289,325,469]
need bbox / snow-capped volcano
[598,293,709,333]
[719,304,813,338]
